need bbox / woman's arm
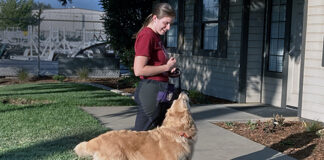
[133,56,176,77]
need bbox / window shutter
[177,0,184,52]
[218,0,229,57]
[193,0,202,55]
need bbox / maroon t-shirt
[134,27,169,82]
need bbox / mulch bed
[215,121,324,160]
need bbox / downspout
[238,0,250,103]
[298,0,308,118]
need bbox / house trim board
[280,0,293,108]
[298,0,308,118]
[239,0,250,103]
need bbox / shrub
[316,129,324,139]
[273,114,285,127]
[17,70,29,82]
[247,120,257,130]
[225,121,235,128]
[263,120,274,133]
[303,121,323,132]
[118,48,135,76]
[77,67,89,80]
[117,76,140,89]
[53,75,66,82]
[188,90,207,104]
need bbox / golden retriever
[74,92,197,160]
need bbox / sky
[34,0,103,11]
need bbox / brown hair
[134,3,176,38]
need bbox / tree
[100,0,153,71]
[0,0,36,30]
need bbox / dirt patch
[0,76,58,85]
[1,97,52,106]
[215,121,324,160]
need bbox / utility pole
[37,7,42,77]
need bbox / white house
[160,0,324,122]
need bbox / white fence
[0,56,120,78]
[0,26,108,61]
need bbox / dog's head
[173,92,190,110]
[165,92,190,116]
[162,92,196,137]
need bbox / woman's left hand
[168,68,181,78]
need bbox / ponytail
[142,14,153,29]
[133,3,175,39]
[133,14,153,39]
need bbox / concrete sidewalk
[83,103,297,160]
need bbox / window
[163,0,183,53]
[268,0,287,72]
[193,0,229,57]
[265,0,292,74]
[166,0,178,48]
[202,0,219,50]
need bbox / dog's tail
[74,141,91,157]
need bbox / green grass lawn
[0,82,136,160]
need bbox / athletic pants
[133,79,173,131]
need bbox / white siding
[285,0,304,107]
[173,0,243,101]
[301,1,324,122]
[262,77,283,107]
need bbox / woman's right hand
[166,57,176,71]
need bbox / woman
[133,3,179,131]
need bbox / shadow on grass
[0,97,136,113]
[0,129,108,160]
[0,83,100,97]
[0,103,54,113]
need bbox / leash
[178,70,181,90]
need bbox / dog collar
[180,133,192,139]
